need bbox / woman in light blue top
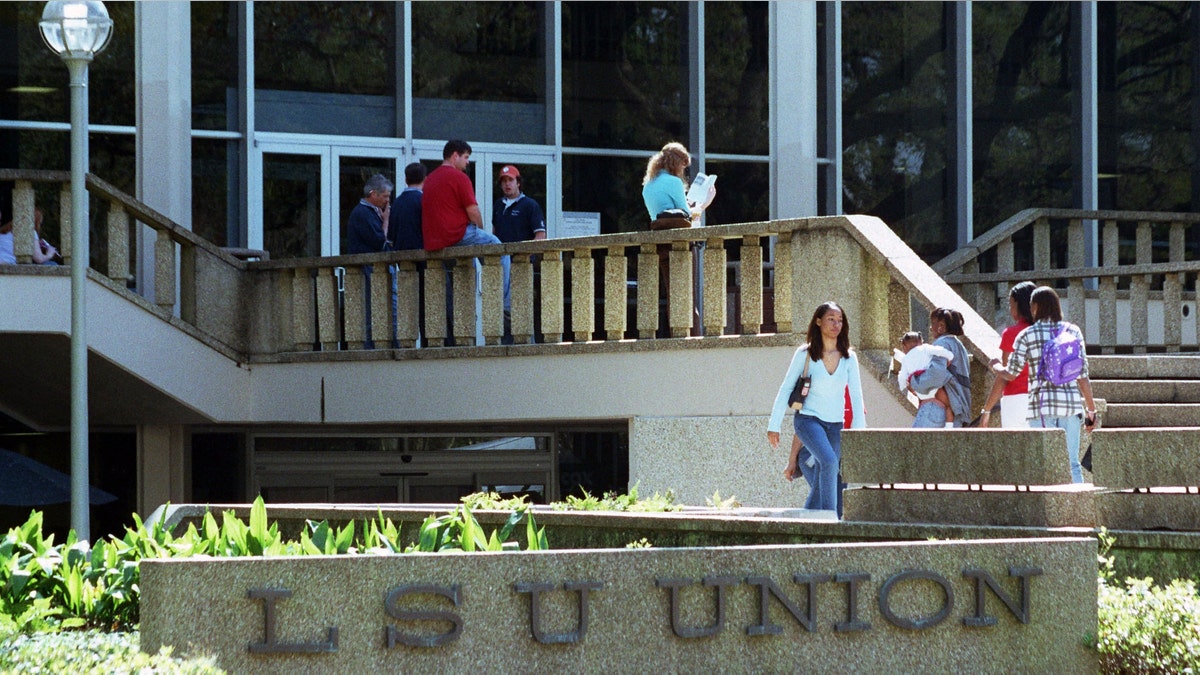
[767,301,866,516]
[641,141,692,219]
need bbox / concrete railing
[0,169,257,359]
[1091,428,1200,530]
[934,208,1200,353]
[840,429,1094,528]
[1,169,1007,407]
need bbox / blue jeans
[793,414,844,515]
[1029,414,1084,483]
[912,400,960,428]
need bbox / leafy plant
[0,630,224,674]
[460,491,534,511]
[407,504,547,553]
[706,491,740,509]
[551,484,681,512]
[626,538,653,549]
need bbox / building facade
[1,1,1197,533]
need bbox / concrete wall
[140,537,1097,673]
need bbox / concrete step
[1091,380,1200,404]
[1100,403,1200,428]
[1088,354,1200,380]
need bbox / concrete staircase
[1089,355,1200,428]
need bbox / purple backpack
[1038,322,1085,386]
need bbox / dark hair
[443,139,472,159]
[806,301,851,360]
[900,331,923,346]
[1030,286,1063,322]
[404,162,427,186]
[1009,281,1036,324]
[930,307,965,336]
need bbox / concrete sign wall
[140,538,1096,672]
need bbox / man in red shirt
[421,139,501,250]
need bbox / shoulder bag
[787,349,813,411]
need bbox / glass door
[252,135,406,258]
[257,148,330,259]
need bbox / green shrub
[551,484,681,512]
[0,630,224,673]
[0,496,547,635]
[1097,577,1200,672]
[408,504,547,553]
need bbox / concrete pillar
[136,3,192,305]
[138,424,188,516]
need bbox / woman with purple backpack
[979,286,1098,483]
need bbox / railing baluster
[1068,218,1085,269]
[668,241,693,337]
[1033,218,1051,271]
[317,267,339,351]
[370,262,390,348]
[888,281,908,346]
[396,262,420,348]
[772,232,792,333]
[1165,222,1185,351]
[1164,272,1182,351]
[637,244,659,339]
[106,203,129,282]
[482,254,504,345]
[424,262,448,347]
[1136,220,1152,264]
[1068,278,1085,338]
[12,181,36,265]
[604,246,626,341]
[452,258,476,347]
[292,267,316,352]
[541,250,564,343]
[1131,274,1149,353]
[154,230,175,311]
[343,266,366,349]
[510,254,535,344]
[703,238,727,336]
[58,187,72,264]
[740,236,763,335]
[571,248,595,342]
[1099,220,1119,353]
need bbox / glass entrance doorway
[252,136,407,258]
[252,138,558,258]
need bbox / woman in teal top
[641,142,692,219]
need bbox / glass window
[262,153,323,259]
[701,160,769,227]
[563,2,688,149]
[1098,2,1194,213]
[193,139,239,248]
[254,2,396,136]
[192,2,239,132]
[842,2,950,262]
[562,154,649,233]
[412,2,547,144]
[705,2,769,155]
[972,3,1073,236]
[0,1,135,127]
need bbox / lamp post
[39,0,112,542]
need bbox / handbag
[787,350,813,411]
[650,209,693,230]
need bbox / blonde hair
[642,142,691,186]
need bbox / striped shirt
[1006,320,1090,420]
